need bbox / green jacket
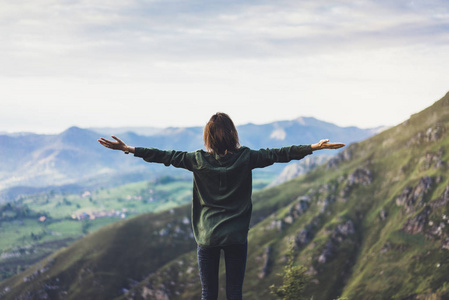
[134,145,313,247]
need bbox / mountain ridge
[0,116,379,200]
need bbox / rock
[420,149,445,170]
[403,206,431,234]
[182,216,190,225]
[289,197,310,218]
[396,186,413,207]
[347,168,373,186]
[266,220,282,231]
[258,246,272,279]
[396,176,433,212]
[320,195,336,212]
[379,209,388,220]
[413,177,433,205]
[318,241,334,264]
[407,124,446,146]
[283,215,294,224]
[318,220,355,264]
[339,184,351,200]
[141,286,170,300]
[442,238,449,250]
[335,220,355,237]
[430,222,446,237]
[278,197,312,229]
[327,148,353,168]
[426,126,444,142]
[295,228,312,247]
[338,168,373,201]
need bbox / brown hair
[204,112,240,155]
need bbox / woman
[98,112,344,300]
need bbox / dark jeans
[197,241,248,300]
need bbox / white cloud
[0,0,448,133]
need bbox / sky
[1,0,448,133]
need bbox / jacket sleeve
[250,145,313,169]
[134,147,196,171]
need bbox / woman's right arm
[98,136,195,171]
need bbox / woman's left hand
[98,136,127,151]
[311,139,345,151]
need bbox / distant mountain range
[0,117,382,200]
[1,93,447,299]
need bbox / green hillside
[1,92,449,299]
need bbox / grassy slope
[0,205,195,300]
[1,92,449,299]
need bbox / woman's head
[204,112,240,155]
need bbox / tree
[270,242,310,300]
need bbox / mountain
[0,91,448,299]
[0,117,379,200]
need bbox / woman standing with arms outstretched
[98,112,344,300]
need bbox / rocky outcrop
[294,216,322,249]
[327,148,353,168]
[318,195,336,213]
[334,220,355,238]
[266,196,312,232]
[347,168,373,186]
[318,240,334,264]
[289,196,310,218]
[22,258,55,283]
[396,176,433,213]
[406,124,446,147]
[402,184,449,248]
[419,149,445,170]
[295,226,313,248]
[338,167,373,201]
[318,220,355,264]
[316,183,338,212]
[403,206,431,234]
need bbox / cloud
[0,0,448,132]
[2,0,448,68]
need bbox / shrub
[270,242,310,300]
